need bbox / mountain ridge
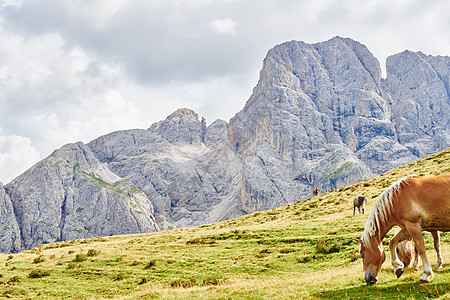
[0,36,448,253]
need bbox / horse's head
[358,239,385,285]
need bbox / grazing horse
[396,230,443,271]
[396,238,415,267]
[358,174,450,284]
[353,195,367,215]
[313,187,319,197]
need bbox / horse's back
[405,174,450,231]
[355,195,366,205]
[409,174,450,202]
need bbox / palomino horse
[313,187,319,197]
[396,238,415,267]
[353,195,367,215]
[396,230,442,272]
[358,174,449,284]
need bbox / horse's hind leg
[432,231,443,268]
[389,229,410,278]
[406,222,434,283]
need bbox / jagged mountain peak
[148,108,205,145]
[167,108,199,121]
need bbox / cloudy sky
[0,0,449,183]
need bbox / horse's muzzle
[365,275,378,285]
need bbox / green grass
[0,148,449,299]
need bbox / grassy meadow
[0,148,449,299]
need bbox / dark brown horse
[313,187,318,197]
[353,195,367,215]
[358,174,449,284]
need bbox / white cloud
[0,135,40,183]
[209,18,237,35]
[0,0,21,8]
[0,22,151,172]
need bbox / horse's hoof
[395,268,404,278]
[435,263,443,269]
[419,273,433,283]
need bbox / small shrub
[316,239,341,254]
[279,248,296,254]
[139,277,148,285]
[114,273,125,281]
[297,255,313,263]
[170,277,196,288]
[87,249,100,257]
[68,250,75,254]
[9,275,20,283]
[144,260,156,269]
[186,237,216,245]
[28,269,51,278]
[7,255,13,260]
[202,276,222,286]
[73,254,87,262]
[67,263,77,269]
[33,255,45,264]
[349,252,359,262]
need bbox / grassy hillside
[1,148,449,299]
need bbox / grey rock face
[88,111,243,230]
[0,182,21,252]
[383,51,450,157]
[149,108,205,145]
[5,142,159,250]
[230,38,387,200]
[1,37,448,253]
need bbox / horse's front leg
[406,222,434,283]
[412,245,419,268]
[389,229,410,278]
[432,231,443,268]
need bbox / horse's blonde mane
[361,175,417,249]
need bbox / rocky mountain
[2,142,159,251]
[0,182,21,253]
[1,37,448,253]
